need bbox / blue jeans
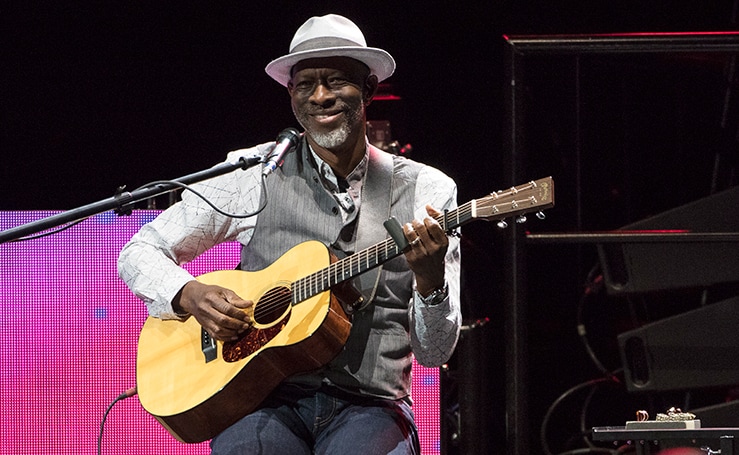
[210,382,420,455]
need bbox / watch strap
[418,282,449,306]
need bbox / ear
[363,75,379,106]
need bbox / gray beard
[293,104,362,149]
[307,123,351,149]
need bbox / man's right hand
[173,280,254,341]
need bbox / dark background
[3,2,738,454]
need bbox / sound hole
[221,286,292,363]
[254,285,291,325]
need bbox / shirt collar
[308,141,369,192]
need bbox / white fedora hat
[265,14,396,87]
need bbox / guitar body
[135,176,555,444]
[136,240,352,443]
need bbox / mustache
[305,104,348,115]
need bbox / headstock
[472,177,554,227]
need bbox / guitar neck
[291,203,474,304]
[291,176,554,304]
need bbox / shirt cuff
[415,281,449,306]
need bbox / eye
[327,76,349,88]
[292,79,315,93]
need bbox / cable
[544,263,628,455]
[6,217,89,243]
[137,173,270,219]
[540,377,620,455]
[579,379,600,449]
[7,168,268,243]
[577,262,621,384]
[97,387,137,455]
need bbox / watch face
[421,284,448,306]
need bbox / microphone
[262,127,301,176]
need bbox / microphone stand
[0,155,263,244]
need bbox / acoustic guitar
[136,177,554,443]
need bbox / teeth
[313,112,340,123]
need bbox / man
[118,14,461,454]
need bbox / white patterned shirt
[117,142,461,367]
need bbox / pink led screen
[0,210,440,454]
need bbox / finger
[207,302,251,330]
[402,222,418,239]
[230,299,255,325]
[219,291,254,323]
[205,315,250,341]
[402,222,421,249]
[186,285,251,341]
[425,204,442,218]
[423,217,448,245]
[199,300,252,341]
[402,221,425,251]
[411,219,432,245]
[198,310,244,341]
[424,205,454,243]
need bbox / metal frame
[502,31,739,455]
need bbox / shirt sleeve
[117,144,270,319]
[408,165,462,367]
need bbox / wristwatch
[418,282,449,306]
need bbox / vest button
[332,207,339,215]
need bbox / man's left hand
[402,205,449,297]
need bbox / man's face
[288,57,374,150]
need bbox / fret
[292,208,464,303]
[316,269,324,295]
[286,176,555,306]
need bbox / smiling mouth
[311,111,343,125]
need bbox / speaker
[598,185,739,294]
[618,296,739,392]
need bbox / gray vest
[240,138,421,400]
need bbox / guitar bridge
[201,327,217,363]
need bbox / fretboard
[291,199,476,303]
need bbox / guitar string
[248,201,477,322]
[249,200,479,320]
[253,201,476,320]
[248,181,545,321]
[250,237,400,320]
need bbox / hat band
[290,36,365,54]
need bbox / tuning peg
[497,219,508,229]
[515,215,527,224]
[536,211,546,220]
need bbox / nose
[309,82,335,106]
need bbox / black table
[592,426,739,454]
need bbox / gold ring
[410,237,421,247]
